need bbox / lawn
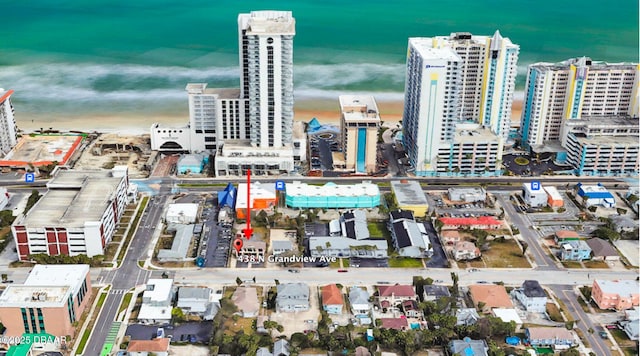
[545,303,564,322]
[223,317,254,336]
[74,289,104,355]
[330,258,342,268]
[583,260,609,269]
[367,222,390,239]
[118,292,133,318]
[117,196,148,266]
[561,261,582,268]
[514,157,530,165]
[388,257,423,268]
[471,240,531,268]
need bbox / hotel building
[12,167,130,261]
[403,31,518,176]
[0,89,17,157]
[339,95,381,173]
[0,264,91,338]
[520,57,639,149]
[150,11,296,176]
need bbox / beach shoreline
[14,96,523,134]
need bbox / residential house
[511,280,547,313]
[355,346,372,356]
[525,327,575,348]
[554,230,581,245]
[448,339,489,356]
[379,318,409,330]
[402,299,422,318]
[138,279,174,325]
[591,279,640,311]
[388,210,433,258]
[620,307,639,340]
[468,284,513,313]
[349,287,371,325]
[322,284,344,315]
[560,240,591,261]
[456,308,481,326]
[438,216,503,230]
[126,338,170,356]
[585,238,620,261]
[237,240,266,260]
[258,339,290,356]
[440,230,461,245]
[376,284,417,310]
[492,308,523,330]
[177,286,218,320]
[423,285,451,302]
[452,241,481,261]
[232,286,259,317]
[277,283,310,312]
[272,240,294,256]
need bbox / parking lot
[198,197,231,268]
[125,322,213,343]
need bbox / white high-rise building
[0,89,17,157]
[239,11,295,149]
[520,57,639,148]
[402,32,516,176]
[431,32,520,139]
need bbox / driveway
[423,221,448,268]
[125,322,213,343]
[269,288,321,337]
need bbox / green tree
[23,190,41,214]
[171,307,186,323]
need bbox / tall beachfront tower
[403,40,462,174]
[431,32,519,140]
[339,95,381,173]
[0,89,17,157]
[238,11,295,149]
[520,57,639,148]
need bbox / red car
[337,269,348,273]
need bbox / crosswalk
[110,289,126,295]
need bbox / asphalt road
[551,285,612,356]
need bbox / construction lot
[74,133,156,178]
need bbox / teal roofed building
[285,181,380,208]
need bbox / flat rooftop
[25,264,89,289]
[0,134,83,167]
[531,57,638,71]
[596,280,639,297]
[408,38,461,61]
[391,180,428,205]
[21,171,125,228]
[0,285,70,308]
[243,11,295,35]
[144,279,174,302]
[572,133,639,146]
[237,182,277,209]
[286,181,380,197]
[339,95,381,123]
[453,124,502,144]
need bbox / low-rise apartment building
[591,279,639,311]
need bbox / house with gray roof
[272,240,294,255]
[456,308,480,326]
[448,338,488,356]
[157,224,194,261]
[177,286,218,320]
[511,280,547,313]
[585,238,620,261]
[349,286,372,325]
[276,283,310,312]
[423,284,451,302]
[388,210,432,258]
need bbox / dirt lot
[169,344,210,356]
[74,133,152,178]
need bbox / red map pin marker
[233,238,243,253]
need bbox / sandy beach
[14,96,523,134]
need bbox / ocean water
[0,0,637,118]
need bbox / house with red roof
[380,317,409,330]
[321,284,344,314]
[376,284,417,310]
[438,216,503,230]
[127,338,170,356]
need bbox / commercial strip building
[150,11,297,176]
[390,180,428,217]
[522,182,547,207]
[138,279,175,325]
[338,95,380,174]
[402,32,518,176]
[544,186,564,207]
[447,187,486,203]
[0,265,91,338]
[285,181,380,209]
[12,167,130,261]
[0,88,17,157]
[576,183,615,208]
[520,57,639,149]
[236,182,277,219]
[165,203,199,224]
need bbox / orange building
[0,265,91,338]
[236,182,277,219]
[592,279,639,311]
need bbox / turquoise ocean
[0,0,637,120]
